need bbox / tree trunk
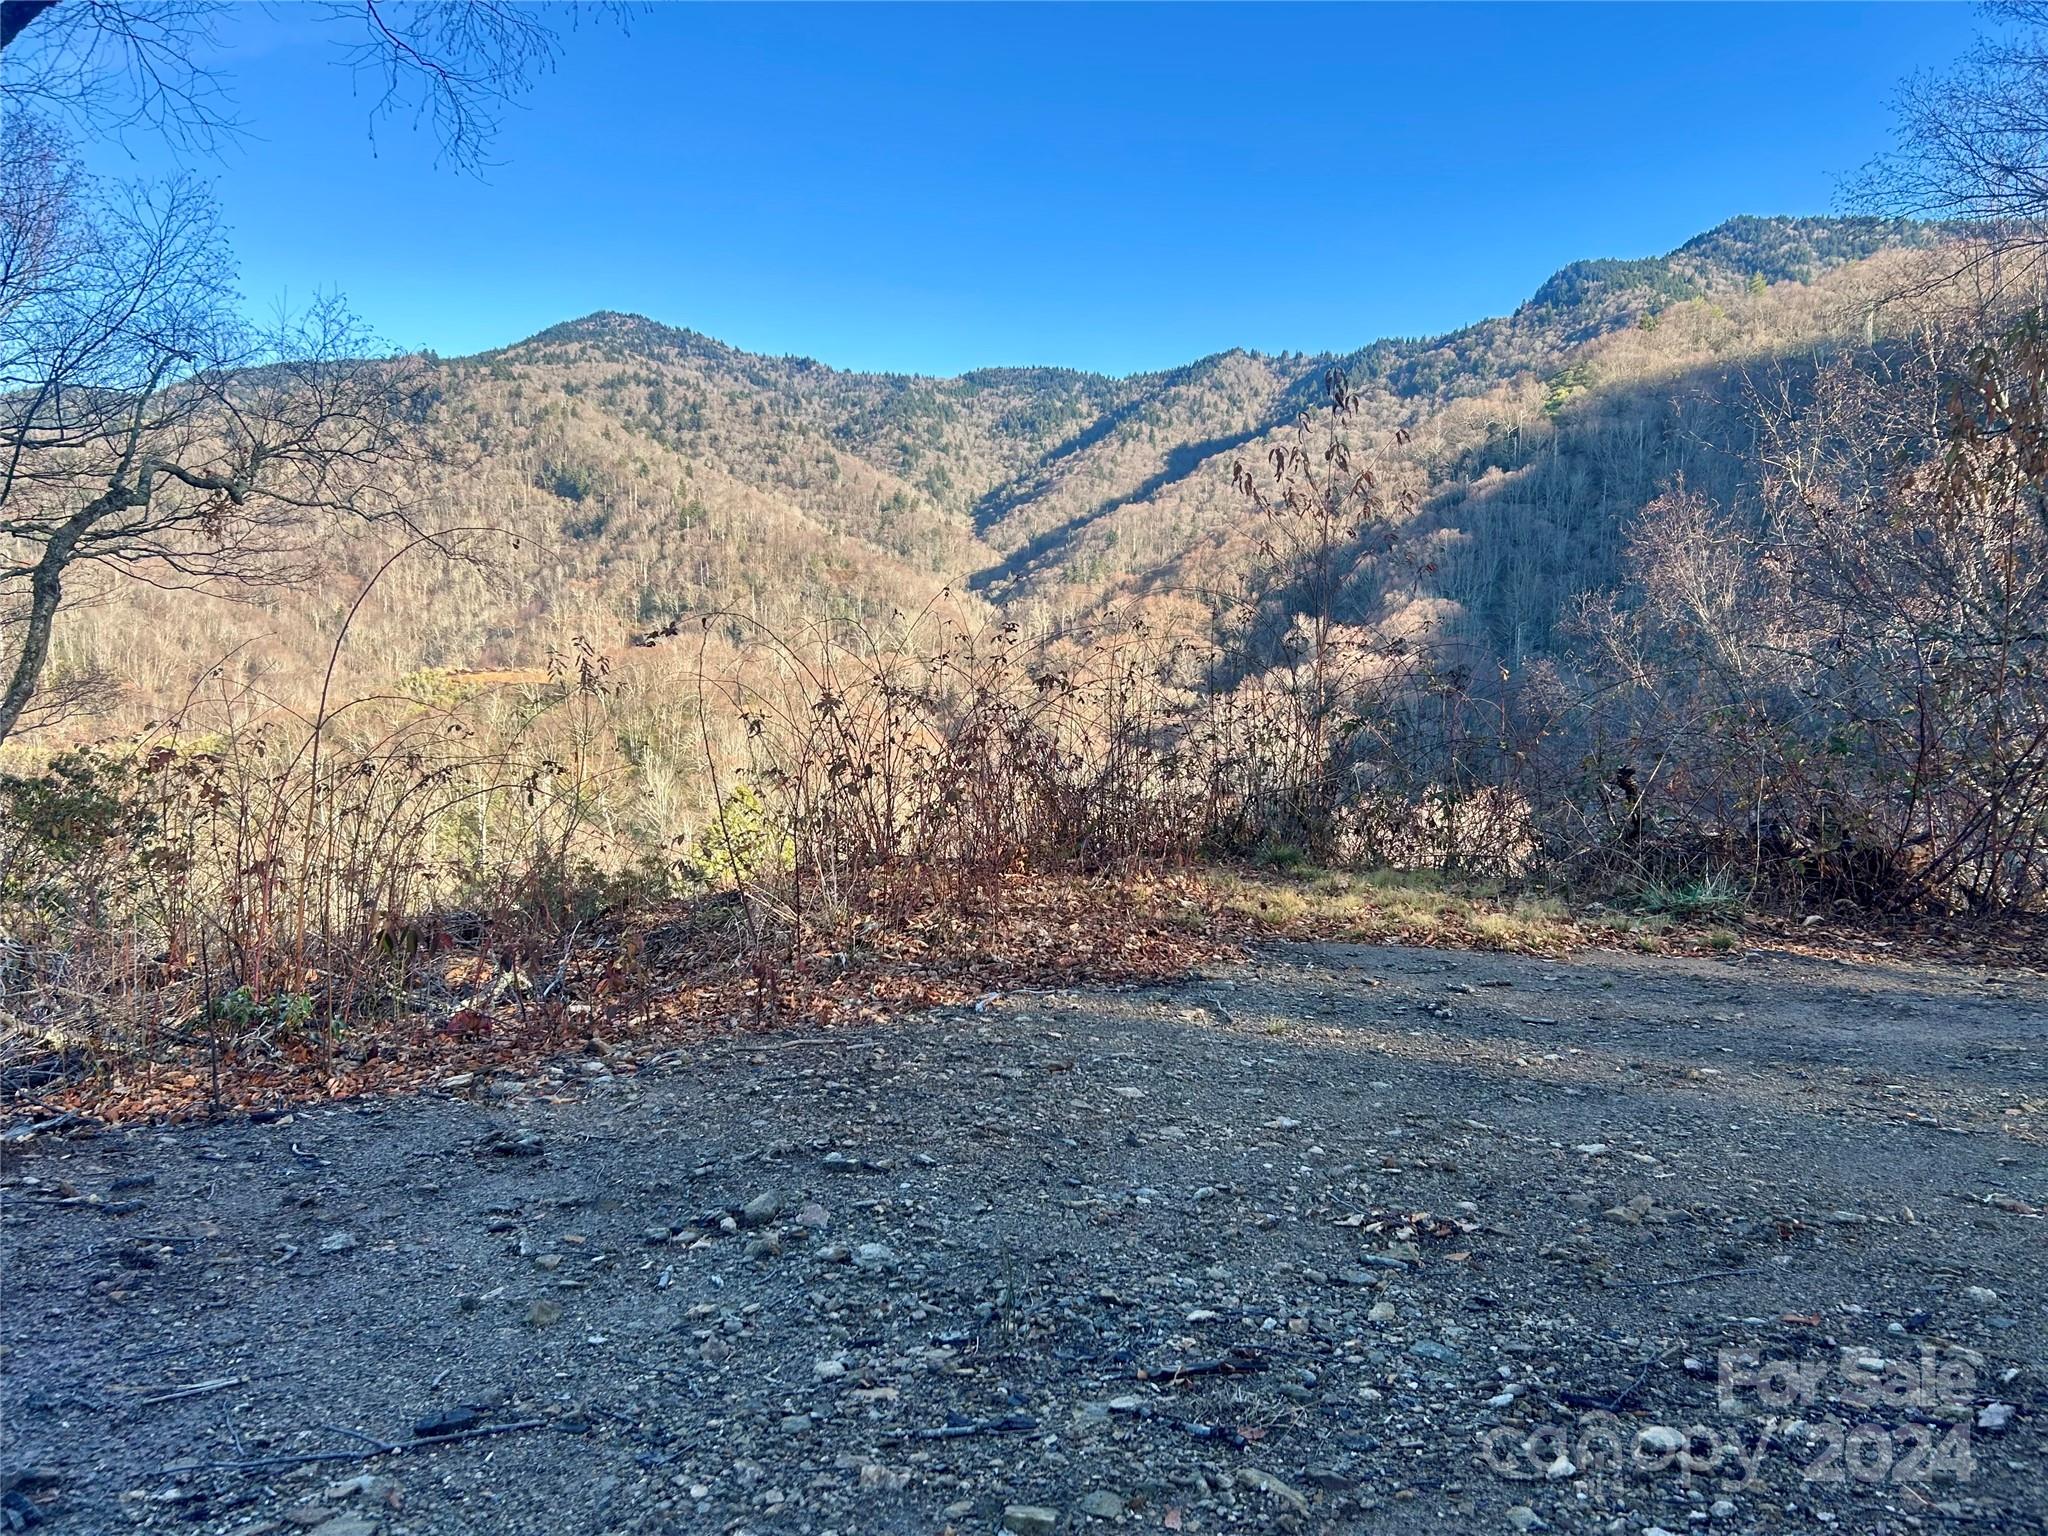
[0,490,129,747]
[0,543,71,747]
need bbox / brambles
[1555,301,2048,917]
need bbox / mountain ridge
[42,214,1954,726]
[489,214,1938,383]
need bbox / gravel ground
[2,940,2044,1536]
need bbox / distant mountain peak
[1523,214,1943,315]
[504,310,736,359]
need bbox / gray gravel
[2,941,2044,1535]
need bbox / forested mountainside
[44,215,1943,717]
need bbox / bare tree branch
[0,0,629,171]
[1,124,437,746]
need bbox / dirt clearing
[3,942,2043,1535]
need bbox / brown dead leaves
[11,871,1246,1127]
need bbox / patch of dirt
[3,942,2043,1535]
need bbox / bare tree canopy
[0,113,436,744]
[1858,3,2048,241]
[0,0,622,170]
[0,3,625,743]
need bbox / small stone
[1003,1506,1060,1536]
[524,1299,562,1327]
[1409,1339,1460,1365]
[1604,1194,1655,1224]
[1237,1468,1308,1512]
[779,1412,813,1433]
[1368,1301,1398,1324]
[1976,1402,2015,1432]
[740,1192,782,1228]
[1709,1500,1738,1520]
[1636,1425,1685,1454]
[1076,1490,1125,1518]
[813,1358,847,1381]
[796,1201,830,1229]
[1963,1285,2001,1307]
[852,1242,896,1272]
[1507,1507,1547,1533]
[1545,1453,1576,1481]
[821,1151,859,1172]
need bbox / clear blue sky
[80,1,1971,377]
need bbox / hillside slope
[40,215,1944,722]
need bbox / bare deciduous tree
[0,2,626,743]
[0,120,433,745]
[1570,312,2048,912]
[1854,0,2048,307]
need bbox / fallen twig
[1137,1350,1268,1382]
[138,1376,244,1406]
[877,1412,1037,1444]
[1101,1396,1250,1448]
[317,1423,395,1450]
[1557,1353,1666,1413]
[1621,1267,1756,1289]
[160,1417,548,1473]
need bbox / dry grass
[1210,866,1579,954]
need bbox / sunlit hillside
[33,215,1947,727]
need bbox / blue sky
[78,2,1970,377]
